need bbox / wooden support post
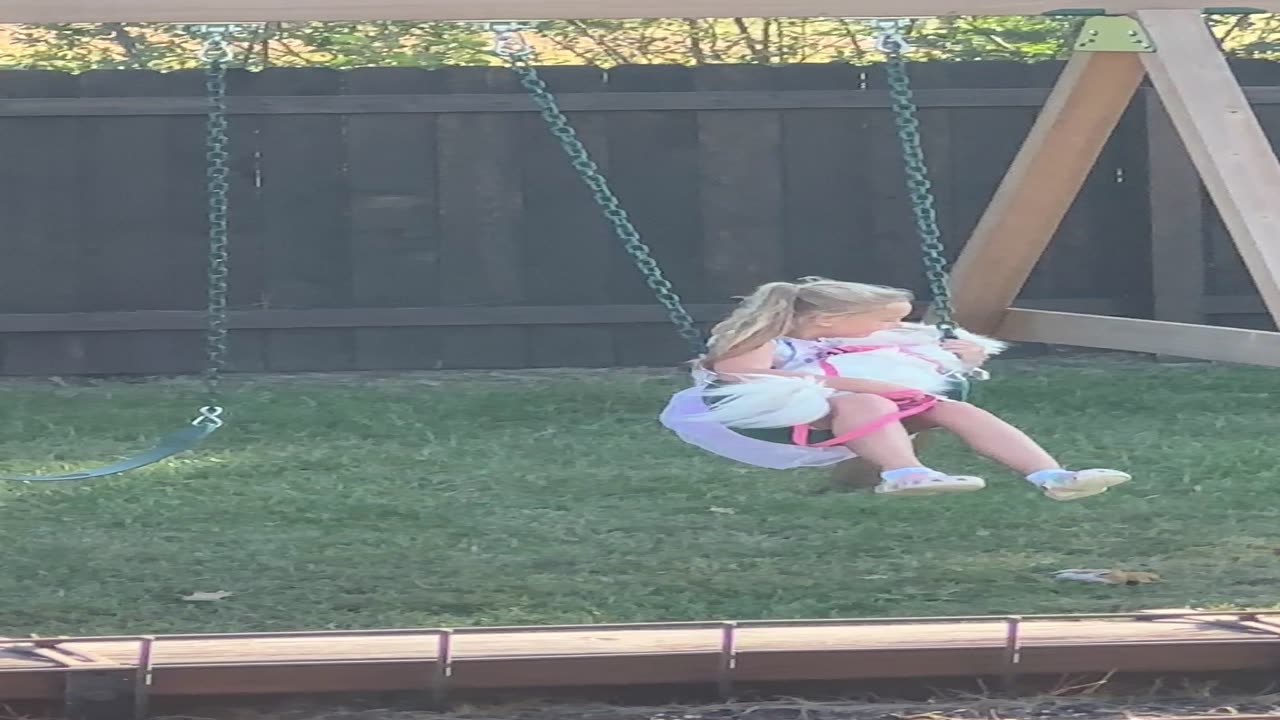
[1137,10,1280,331]
[947,51,1146,334]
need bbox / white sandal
[875,471,987,496]
[1038,468,1132,501]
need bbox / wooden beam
[947,51,1146,334]
[998,309,1280,367]
[7,1,1280,23]
[1138,9,1280,330]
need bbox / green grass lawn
[2,355,1278,637]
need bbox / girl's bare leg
[826,395,986,496]
[825,394,921,470]
[920,401,1131,500]
[917,401,1058,474]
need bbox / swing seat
[2,423,218,483]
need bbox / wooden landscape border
[2,612,1279,708]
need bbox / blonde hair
[701,277,913,366]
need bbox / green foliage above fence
[3,15,1279,71]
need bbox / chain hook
[488,21,536,61]
[192,406,225,429]
[190,23,243,64]
[874,18,913,54]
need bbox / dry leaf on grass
[182,590,235,602]
[1052,569,1161,586]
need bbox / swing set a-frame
[3,0,1280,484]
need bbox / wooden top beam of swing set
[6,0,1280,24]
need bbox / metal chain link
[194,26,236,427]
[489,24,706,355]
[876,20,958,339]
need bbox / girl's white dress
[658,323,1006,469]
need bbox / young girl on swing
[660,277,1131,499]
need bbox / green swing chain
[876,20,958,340]
[877,21,979,399]
[491,22,958,355]
[489,24,707,356]
[194,26,235,428]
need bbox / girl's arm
[711,342,917,395]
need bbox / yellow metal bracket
[1073,16,1155,52]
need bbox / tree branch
[685,18,708,64]
[104,22,146,67]
[732,17,768,64]
[567,20,633,65]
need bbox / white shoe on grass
[1036,468,1132,501]
[875,471,986,497]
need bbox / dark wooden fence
[0,60,1275,376]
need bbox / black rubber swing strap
[0,424,218,483]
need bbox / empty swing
[2,26,238,483]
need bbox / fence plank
[0,71,84,375]
[519,66,618,368]
[345,67,446,371]
[860,63,923,293]
[436,67,528,368]
[76,70,206,375]
[605,65,707,367]
[253,68,354,372]
[687,64,786,364]
[221,68,270,373]
[1147,88,1206,326]
[696,65,784,300]
[777,63,870,283]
